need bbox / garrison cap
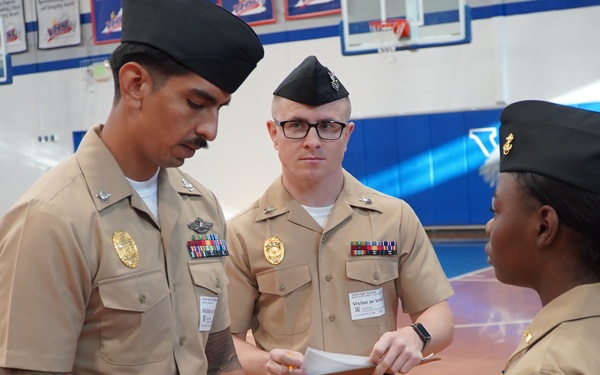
[500,100,600,194]
[121,0,264,93]
[273,55,349,106]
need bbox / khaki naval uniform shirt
[0,125,230,374]
[226,171,453,355]
[502,283,600,375]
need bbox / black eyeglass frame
[273,119,348,140]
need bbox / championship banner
[220,0,276,26]
[0,0,27,53]
[284,0,340,20]
[35,0,81,49]
[91,0,122,45]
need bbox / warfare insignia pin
[503,133,514,155]
[96,190,112,203]
[182,179,194,192]
[112,231,139,268]
[188,217,213,234]
[264,236,285,265]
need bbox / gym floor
[401,239,541,375]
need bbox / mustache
[183,137,209,150]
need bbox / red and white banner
[35,0,80,49]
[0,0,27,53]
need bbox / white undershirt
[302,204,334,228]
[127,169,160,220]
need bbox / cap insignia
[264,236,285,265]
[503,133,514,155]
[113,231,139,268]
[328,71,340,91]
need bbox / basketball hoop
[369,19,410,63]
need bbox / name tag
[348,287,385,320]
[198,296,218,331]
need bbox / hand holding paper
[301,347,439,375]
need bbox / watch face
[413,323,432,342]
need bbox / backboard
[340,0,471,56]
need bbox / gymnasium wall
[1,0,600,226]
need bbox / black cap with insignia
[121,0,264,94]
[500,100,600,194]
[273,55,349,106]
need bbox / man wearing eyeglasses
[226,55,454,375]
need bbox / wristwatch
[411,323,432,352]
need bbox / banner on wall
[91,0,121,45]
[0,0,27,53]
[1,17,14,84]
[220,0,276,26]
[284,0,340,20]
[35,0,81,49]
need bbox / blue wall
[343,102,600,226]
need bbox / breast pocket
[346,257,399,327]
[97,269,172,365]
[256,263,312,335]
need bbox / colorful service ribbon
[350,240,397,255]
[187,234,229,258]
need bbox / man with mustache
[0,0,263,374]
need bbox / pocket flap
[256,262,311,296]
[98,269,170,312]
[189,258,229,294]
[346,257,398,286]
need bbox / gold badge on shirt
[264,236,284,265]
[113,231,139,268]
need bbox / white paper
[198,296,218,331]
[348,287,385,320]
[301,348,436,375]
[302,347,372,375]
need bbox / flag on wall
[0,0,27,53]
[35,0,80,49]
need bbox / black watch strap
[411,323,432,352]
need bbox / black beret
[121,0,264,93]
[500,100,600,194]
[273,55,349,106]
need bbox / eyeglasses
[274,120,347,140]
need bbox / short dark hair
[513,171,600,279]
[109,42,192,104]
